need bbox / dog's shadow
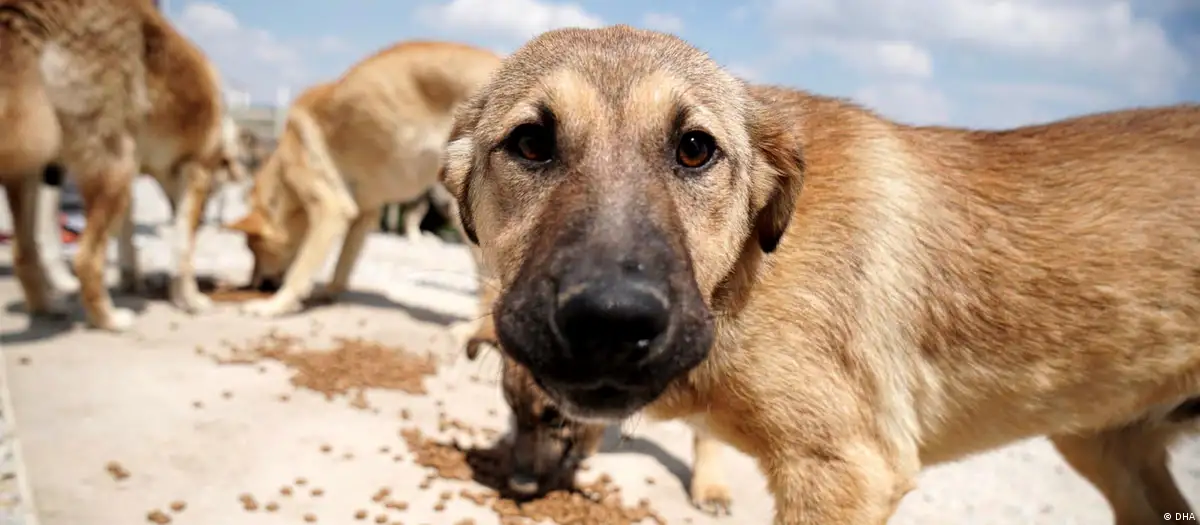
[304,288,469,327]
[598,425,697,491]
[0,269,197,346]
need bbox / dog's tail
[287,107,358,217]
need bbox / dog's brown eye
[676,131,716,169]
[506,123,555,164]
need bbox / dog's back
[738,90,1200,463]
[303,41,502,208]
[136,3,226,177]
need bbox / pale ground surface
[0,178,1195,525]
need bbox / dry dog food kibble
[212,334,438,404]
[354,510,368,520]
[238,493,259,511]
[303,512,317,522]
[400,427,665,525]
[146,510,171,524]
[169,501,186,513]
[105,461,130,481]
[265,502,280,512]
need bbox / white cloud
[855,82,952,125]
[767,0,1190,98]
[416,0,603,43]
[315,35,348,54]
[175,2,308,105]
[640,12,684,34]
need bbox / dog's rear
[0,0,148,328]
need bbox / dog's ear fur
[747,103,805,253]
[440,93,488,245]
[225,211,266,236]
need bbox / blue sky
[166,0,1199,129]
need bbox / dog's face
[491,353,605,496]
[441,26,804,421]
[226,158,307,293]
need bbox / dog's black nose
[553,277,670,363]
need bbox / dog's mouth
[535,380,659,422]
[254,276,282,293]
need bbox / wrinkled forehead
[485,68,751,152]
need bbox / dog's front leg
[312,207,380,303]
[689,427,732,516]
[241,207,351,317]
[166,162,214,314]
[764,442,913,525]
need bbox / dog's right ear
[440,93,488,245]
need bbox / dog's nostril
[553,279,671,359]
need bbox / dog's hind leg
[4,176,66,315]
[689,427,732,516]
[36,164,80,293]
[115,185,143,295]
[164,161,215,313]
[72,134,139,331]
[1052,424,1196,524]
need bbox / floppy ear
[747,106,805,253]
[440,93,488,245]
[225,211,265,236]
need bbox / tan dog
[440,25,1200,524]
[226,41,501,318]
[465,344,732,515]
[18,1,247,327]
[1,0,151,330]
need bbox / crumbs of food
[146,510,171,524]
[105,461,130,481]
[400,427,665,525]
[213,334,438,402]
[239,493,259,511]
[169,501,186,513]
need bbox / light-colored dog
[226,41,501,318]
[1,0,147,330]
[15,1,248,329]
[440,25,1200,524]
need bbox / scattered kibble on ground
[146,509,171,524]
[105,461,130,481]
[169,501,186,513]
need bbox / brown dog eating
[441,24,1200,525]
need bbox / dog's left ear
[440,93,488,245]
[746,101,805,254]
[225,211,265,236]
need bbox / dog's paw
[91,307,137,333]
[240,298,299,318]
[172,290,213,315]
[690,481,733,517]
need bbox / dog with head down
[441,25,1200,525]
